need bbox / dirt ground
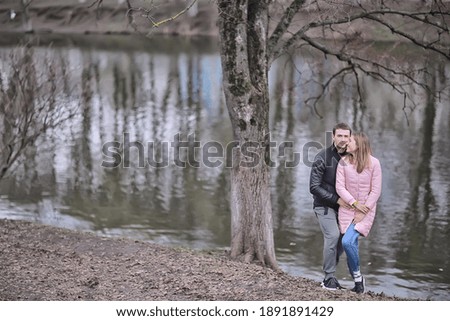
[0,219,406,301]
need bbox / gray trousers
[314,206,343,280]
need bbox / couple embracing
[309,123,382,294]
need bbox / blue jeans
[342,223,360,278]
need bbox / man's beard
[336,144,347,154]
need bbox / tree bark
[217,0,278,269]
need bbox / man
[309,123,352,290]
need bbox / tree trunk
[20,0,33,33]
[217,0,278,269]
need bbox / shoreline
[0,1,219,38]
[0,218,406,301]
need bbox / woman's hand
[353,212,366,223]
[353,202,370,214]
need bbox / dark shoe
[321,277,343,290]
[351,276,365,294]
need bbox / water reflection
[0,35,449,300]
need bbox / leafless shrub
[0,43,76,180]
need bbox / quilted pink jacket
[336,155,382,237]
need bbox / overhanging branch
[300,35,435,117]
[364,14,450,60]
[274,5,450,60]
[125,0,198,30]
[151,0,198,28]
[268,0,307,61]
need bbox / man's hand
[337,198,352,209]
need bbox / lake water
[0,34,449,300]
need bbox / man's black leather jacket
[309,144,343,211]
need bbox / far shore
[0,1,436,43]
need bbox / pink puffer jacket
[336,155,382,237]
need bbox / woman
[336,132,382,294]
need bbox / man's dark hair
[333,123,352,136]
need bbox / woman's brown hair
[349,132,372,173]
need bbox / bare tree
[98,0,450,269]
[20,0,33,32]
[0,44,75,180]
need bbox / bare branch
[125,0,199,31]
[0,44,76,180]
[268,0,307,60]
[275,4,450,60]
[88,0,103,9]
[364,14,450,59]
[299,34,433,116]
[153,0,198,28]
[304,66,354,118]
[88,0,104,20]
